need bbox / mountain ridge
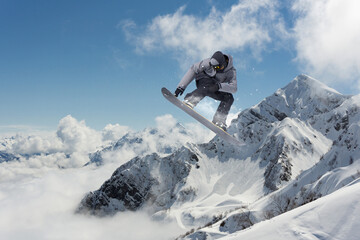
[76,74,360,239]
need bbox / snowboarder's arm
[176,67,196,90]
[219,69,237,93]
[176,58,214,91]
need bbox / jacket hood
[223,54,234,72]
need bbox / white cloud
[126,0,286,67]
[292,0,360,90]
[56,115,103,154]
[10,134,63,155]
[102,123,131,142]
[1,114,213,168]
[0,166,183,240]
[1,115,131,169]
[155,114,178,132]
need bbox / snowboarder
[174,51,237,131]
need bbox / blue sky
[1,0,359,133]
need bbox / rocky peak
[242,74,347,124]
[77,146,200,215]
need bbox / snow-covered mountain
[0,151,19,163]
[0,137,19,163]
[77,74,360,239]
[86,121,211,166]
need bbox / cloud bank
[0,166,183,240]
[1,114,213,170]
[124,0,286,67]
[1,115,113,169]
[292,0,360,90]
[0,114,213,239]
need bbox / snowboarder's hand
[175,87,184,97]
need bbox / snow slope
[181,76,360,239]
[222,178,360,240]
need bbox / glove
[175,87,184,97]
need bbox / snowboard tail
[161,87,244,146]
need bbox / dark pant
[184,78,234,124]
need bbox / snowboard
[161,87,244,146]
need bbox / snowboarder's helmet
[210,51,226,70]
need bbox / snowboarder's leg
[183,89,206,108]
[209,92,234,129]
[183,78,214,107]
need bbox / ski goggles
[213,65,225,71]
[210,58,224,70]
